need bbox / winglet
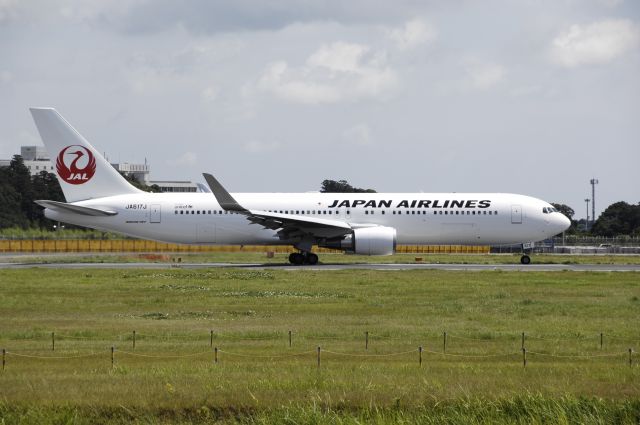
[202,173,247,212]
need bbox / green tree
[591,202,640,237]
[0,166,29,228]
[320,179,376,193]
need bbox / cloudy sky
[1,0,638,219]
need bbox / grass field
[0,267,639,423]
[2,251,640,265]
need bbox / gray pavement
[1,262,639,272]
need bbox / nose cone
[554,213,571,234]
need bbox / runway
[1,262,639,272]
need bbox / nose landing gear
[520,242,534,265]
[288,252,319,265]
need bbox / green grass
[2,252,640,265]
[0,268,639,423]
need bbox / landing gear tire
[288,252,319,265]
[289,253,304,265]
[520,255,531,265]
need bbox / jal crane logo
[56,145,96,184]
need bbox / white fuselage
[44,192,570,247]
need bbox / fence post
[111,346,114,369]
[210,330,213,347]
[522,347,527,368]
[289,330,292,348]
[629,348,633,367]
[443,332,447,353]
[133,330,136,351]
[2,348,5,371]
[419,346,423,366]
[214,347,218,364]
[365,331,369,350]
[521,332,525,350]
[317,346,321,368]
[600,333,603,350]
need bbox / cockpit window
[543,207,548,214]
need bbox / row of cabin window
[385,210,498,216]
[175,209,498,216]
[175,210,234,215]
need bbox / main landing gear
[288,252,319,266]
[520,255,531,265]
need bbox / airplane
[29,107,570,265]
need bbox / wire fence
[1,330,637,371]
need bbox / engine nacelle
[323,226,396,256]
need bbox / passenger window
[382,211,385,215]
[365,211,369,215]
[175,210,178,214]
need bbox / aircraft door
[339,207,349,222]
[511,205,522,224]
[150,204,161,223]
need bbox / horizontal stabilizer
[35,200,118,216]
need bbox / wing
[202,173,352,241]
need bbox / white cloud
[166,151,197,167]
[388,18,436,50]
[201,86,219,103]
[464,60,506,90]
[342,124,373,146]
[0,0,20,23]
[0,70,12,83]
[257,42,398,104]
[550,19,640,67]
[509,85,543,97]
[243,140,282,153]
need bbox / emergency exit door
[150,204,161,223]
[511,205,522,224]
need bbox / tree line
[0,155,158,230]
[0,165,638,237]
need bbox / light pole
[590,178,598,229]
[584,198,590,232]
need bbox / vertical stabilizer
[30,108,141,202]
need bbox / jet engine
[322,226,397,256]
